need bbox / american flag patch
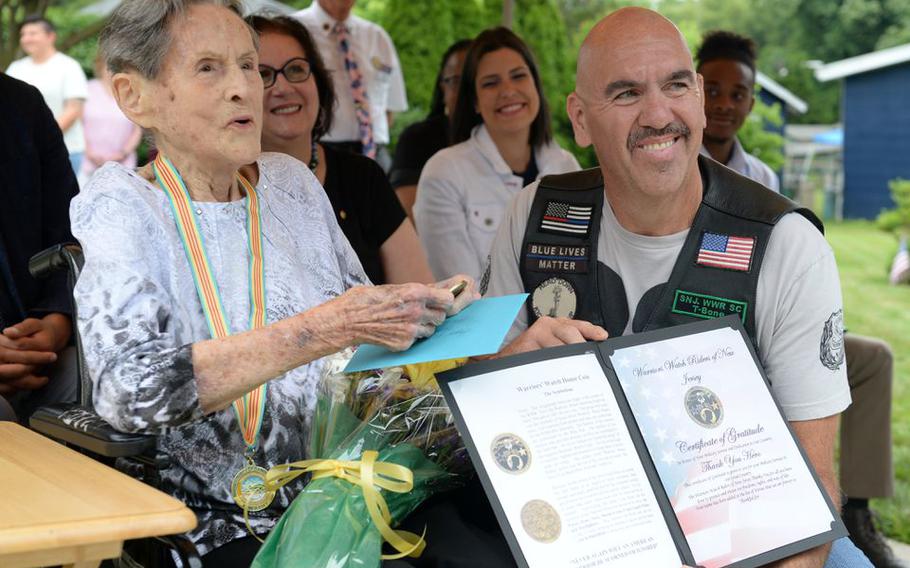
[696,232,755,271]
[540,201,593,236]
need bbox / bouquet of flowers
[251,350,471,568]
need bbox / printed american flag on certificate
[696,232,755,271]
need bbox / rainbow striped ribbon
[152,155,268,452]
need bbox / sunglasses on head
[259,57,312,88]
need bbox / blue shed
[816,44,910,219]
[755,71,808,135]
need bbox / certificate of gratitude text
[611,325,838,567]
[445,351,683,568]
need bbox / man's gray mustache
[627,123,691,150]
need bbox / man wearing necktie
[295,0,408,170]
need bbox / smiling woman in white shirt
[414,27,580,281]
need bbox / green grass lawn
[826,221,910,542]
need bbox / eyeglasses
[259,57,312,89]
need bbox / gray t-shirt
[71,152,369,554]
[485,179,850,422]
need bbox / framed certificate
[437,316,846,568]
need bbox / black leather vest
[518,156,823,343]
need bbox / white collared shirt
[414,124,581,280]
[294,3,407,144]
[700,137,780,192]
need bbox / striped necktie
[332,22,376,158]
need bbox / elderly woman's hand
[333,283,457,352]
[431,274,480,316]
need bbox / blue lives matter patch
[525,243,589,273]
[671,289,748,323]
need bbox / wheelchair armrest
[29,402,156,458]
[28,243,93,406]
[28,243,84,280]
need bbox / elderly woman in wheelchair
[69,1,476,564]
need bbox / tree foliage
[510,0,577,159]
[876,179,910,235]
[381,0,455,113]
[0,0,105,72]
[450,0,488,43]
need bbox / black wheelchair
[27,243,201,568]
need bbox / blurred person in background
[294,0,407,169]
[252,15,432,285]
[696,30,778,192]
[80,53,143,183]
[414,27,579,281]
[389,39,471,219]
[6,15,88,177]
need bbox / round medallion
[520,499,561,543]
[532,277,577,319]
[231,464,276,512]
[684,386,724,428]
[490,433,532,474]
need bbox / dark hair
[696,30,757,78]
[248,14,336,140]
[427,38,472,119]
[451,27,551,148]
[20,15,55,34]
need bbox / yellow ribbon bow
[402,357,467,389]
[246,451,426,559]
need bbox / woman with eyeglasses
[251,15,432,285]
[389,39,471,219]
[414,28,580,282]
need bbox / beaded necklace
[308,138,319,171]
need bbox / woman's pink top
[81,79,139,177]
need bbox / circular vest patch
[532,277,577,319]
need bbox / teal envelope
[343,293,529,372]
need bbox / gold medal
[231,463,276,512]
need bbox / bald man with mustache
[486,7,870,567]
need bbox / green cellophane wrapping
[251,352,469,568]
[251,443,447,567]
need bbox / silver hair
[99,0,257,79]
